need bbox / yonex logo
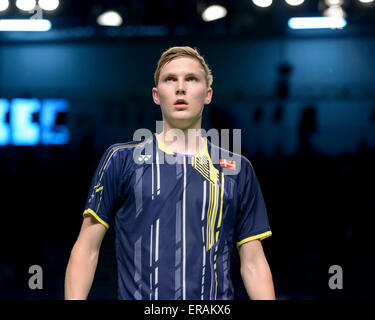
[138,154,152,162]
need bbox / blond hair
[154,46,213,88]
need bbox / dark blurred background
[0,0,374,300]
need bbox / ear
[152,87,160,105]
[204,87,213,105]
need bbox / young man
[65,46,275,300]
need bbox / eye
[187,77,197,82]
[166,77,175,82]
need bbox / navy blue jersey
[83,133,271,300]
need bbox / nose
[176,79,186,95]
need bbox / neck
[157,128,206,155]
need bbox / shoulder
[98,136,153,172]
[107,137,151,152]
[208,139,254,177]
[104,136,153,158]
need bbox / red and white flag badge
[219,159,236,170]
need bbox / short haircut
[154,46,213,88]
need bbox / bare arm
[239,239,275,300]
[64,215,107,300]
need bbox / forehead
[160,57,205,76]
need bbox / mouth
[174,99,188,108]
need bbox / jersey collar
[154,132,208,158]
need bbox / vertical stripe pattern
[151,162,154,200]
[222,241,230,299]
[149,219,160,300]
[182,156,187,300]
[154,219,160,300]
[149,224,153,300]
[175,200,182,299]
[156,149,160,195]
[201,180,207,299]
[135,167,143,218]
[134,236,142,300]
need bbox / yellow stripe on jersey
[206,182,214,251]
[83,208,110,229]
[236,231,272,248]
[154,133,174,155]
[217,172,224,229]
[214,172,225,300]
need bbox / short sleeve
[235,158,272,248]
[82,145,123,229]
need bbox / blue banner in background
[0,98,69,146]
